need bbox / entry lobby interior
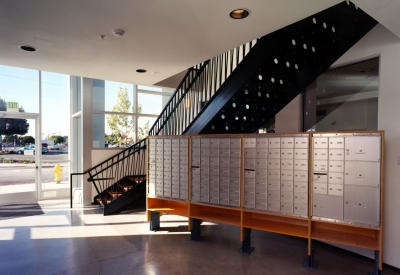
[1,1,400,274]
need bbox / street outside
[0,147,69,189]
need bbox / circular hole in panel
[308,100,311,104]
[295,64,298,69]
[235,116,239,120]
[243,116,247,121]
[271,78,275,83]
[245,90,249,95]
[317,101,320,105]
[312,47,315,52]
[292,39,296,45]
[225,126,229,130]
[274,58,278,64]
[266,93,270,98]
[280,80,283,85]
[232,102,236,108]
[332,26,335,33]
[221,114,225,119]
[306,112,308,115]
[323,22,327,29]
[312,18,316,24]
[211,125,215,129]
[258,75,262,80]
[303,44,307,50]
[258,92,261,97]
[286,62,290,67]
[246,104,249,109]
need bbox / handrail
[88,139,146,178]
[87,138,147,207]
[148,39,258,136]
[70,138,147,209]
[148,68,195,135]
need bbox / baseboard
[315,241,400,274]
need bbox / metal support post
[367,251,382,275]
[190,218,202,242]
[238,228,254,254]
[303,240,319,269]
[149,211,160,231]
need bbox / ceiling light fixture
[19,45,37,52]
[113,29,125,37]
[229,9,250,19]
[136,69,146,73]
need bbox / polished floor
[0,199,397,275]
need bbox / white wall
[331,24,400,268]
[275,94,302,132]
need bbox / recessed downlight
[136,69,147,73]
[19,45,37,52]
[229,9,250,19]
[360,69,373,73]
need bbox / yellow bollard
[52,164,63,183]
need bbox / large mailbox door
[345,136,381,161]
[313,194,343,220]
[344,161,380,187]
[344,185,380,225]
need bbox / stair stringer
[184,2,377,135]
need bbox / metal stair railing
[87,139,146,206]
[148,39,258,136]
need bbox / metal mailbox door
[281,137,294,148]
[344,161,380,187]
[269,138,280,148]
[312,194,343,220]
[295,137,308,149]
[344,185,380,225]
[313,137,328,148]
[329,137,345,149]
[344,136,381,161]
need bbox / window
[92,81,173,148]
[304,58,379,132]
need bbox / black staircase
[149,40,258,136]
[150,1,377,136]
[88,139,146,215]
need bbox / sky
[0,64,171,141]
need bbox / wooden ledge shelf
[243,210,308,238]
[147,197,189,217]
[189,203,241,226]
[311,220,380,250]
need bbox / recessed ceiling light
[230,9,250,19]
[136,69,146,73]
[19,45,37,52]
[360,69,373,73]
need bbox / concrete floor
[0,199,397,275]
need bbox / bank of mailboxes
[148,137,189,200]
[191,136,242,207]
[243,135,309,217]
[312,135,381,226]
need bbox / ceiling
[0,1,399,88]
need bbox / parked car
[17,145,48,154]
[48,143,64,150]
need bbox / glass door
[0,114,40,204]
